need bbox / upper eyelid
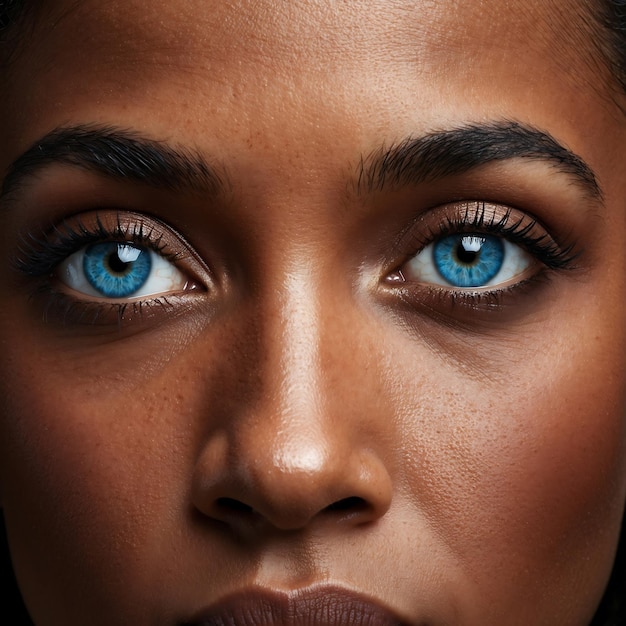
[14,212,197,278]
[389,201,578,273]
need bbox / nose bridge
[268,262,324,428]
[244,260,345,497]
[191,256,393,532]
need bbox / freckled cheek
[375,310,626,615]
[0,367,193,612]
[396,359,626,606]
[519,367,624,528]
[477,394,625,551]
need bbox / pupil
[455,236,484,266]
[107,252,130,274]
[455,245,477,265]
[455,239,480,265]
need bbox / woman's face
[1,0,625,624]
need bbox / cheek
[1,294,625,624]
[386,324,626,620]
[0,350,196,620]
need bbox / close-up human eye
[58,241,188,300]
[14,211,206,326]
[402,232,533,289]
[388,201,578,309]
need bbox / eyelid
[13,210,216,326]
[386,200,577,276]
[16,210,212,284]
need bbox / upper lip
[182,585,414,626]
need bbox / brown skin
[1,0,626,624]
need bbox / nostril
[324,496,368,513]
[216,497,255,515]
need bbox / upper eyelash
[407,202,579,271]
[14,212,180,277]
[15,203,577,295]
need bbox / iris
[433,234,504,288]
[83,242,152,298]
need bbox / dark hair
[0,0,25,29]
[0,0,625,624]
[590,533,626,625]
[0,515,32,624]
[600,0,626,93]
[0,0,39,67]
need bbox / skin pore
[1,0,626,624]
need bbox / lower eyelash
[438,276,541,309]
[393,273,554,331]
[30,282,178,327]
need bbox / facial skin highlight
[0,1,626,625]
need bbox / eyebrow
[357,121,602,200]
[0,124,225,201]
[0,121,601,205]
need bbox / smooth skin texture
[1,0,626,624]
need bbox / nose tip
[191,434,393,533]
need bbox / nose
[190,267,393,534]
[192,426,393,532]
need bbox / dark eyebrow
[0,124,225,200]
[1,121,600,205]
[357,121,602,200]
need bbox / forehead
[28,0,588,52]
[26,0,591,56]
[5,0,607,112]
[0,0,618,184]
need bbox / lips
[182,585,414,626]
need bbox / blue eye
[83,243,151,297]
[58,242,187,299]
[404,233,533,289]
[433,234,503,287]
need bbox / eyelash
[16,214,179,276]
[14,202,578,327]
[408,203,576,269]
[15,213,190,326]
[388,202,579,309]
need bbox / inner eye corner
[383,268,406,285]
